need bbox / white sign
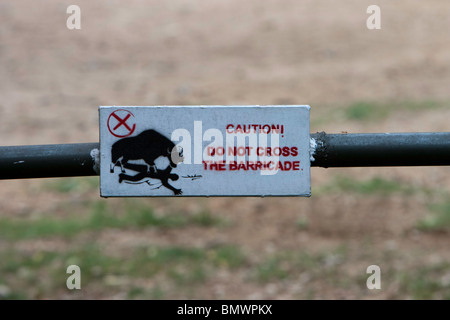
[99,106,311,197]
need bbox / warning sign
[99,106,311,197]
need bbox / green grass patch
[128,245,245,278]
[125,246,206,279]
[208,245,246,269]
[398,262,450,299]
[0,217,84,240]
[315,176,417,196]
[189,210,223,227]
[252,247,346,283]
[417,201,450,232]
[45,177,99,193]
[344,102,390,121]
[311,100,448,127]
[127,286,165,299]
[254,257,290,282]
[0,200,224,240]
[167,266,207,286]
[296,217,309,230]
[0,244,245,299]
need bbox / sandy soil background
[0,0,449,299]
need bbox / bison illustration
[110,129,183,174]
[110,129,184,195]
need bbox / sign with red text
[99,106,311,197]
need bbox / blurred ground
[0,0,449,299]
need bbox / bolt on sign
[99,106,311,197]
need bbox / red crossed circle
[107,109,136,138]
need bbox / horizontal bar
[0,143,99,179]
[310,132,450,167]
[0,132,448,179]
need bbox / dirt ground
[0,0,450,299]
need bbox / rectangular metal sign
[99,106,311,197]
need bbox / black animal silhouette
[119,162,182,195]
[110,129,183,174]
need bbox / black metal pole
[310,132,450,167]
[0,143,99,179]
[0,132,448,179]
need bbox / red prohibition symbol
[107,109,136,138]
